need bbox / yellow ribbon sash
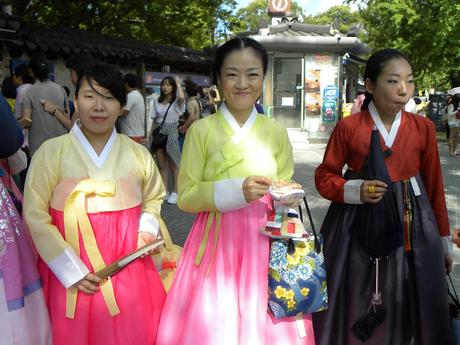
[194,211,221,274]
[63,178,120,319]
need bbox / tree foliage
[303,5,362,35]
[230,0,305,34]
[10,0,237,49]
[347,0,460,89]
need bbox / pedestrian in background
[119,73,146,143]
[150,75,185,205]
[156,37,315,345]
[446,93,460,156]
[314,49,453,345]
[23,64,166,345]
[178,80,201,150]
[21,53,70,156]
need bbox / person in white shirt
[119,73,146,143]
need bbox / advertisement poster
[305,69,321,115]
[322,100,337,122]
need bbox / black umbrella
[351,128,403,341]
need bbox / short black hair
[13,64,34,84]
[65,53,96,79]
[362,49,413,111]
[185,80,199,97]
[214,37,268,76]
[29,53,49,82]
[123,73,138,89]
[76,64,126,106]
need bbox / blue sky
[235,0,356,16]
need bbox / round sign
[270,0,289,12]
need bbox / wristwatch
[51,109,57,116]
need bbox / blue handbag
[268,196,328,318]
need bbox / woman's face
[161,80,173,95]
[75,78,121,138]
[365,57,414,117]
[219,47,264,114]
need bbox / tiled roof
[267,23,333,37]
[1,14,212,70]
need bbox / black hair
[29,53,49,82]
[65,53,96,79]
[361,49,413,111]
[123,73,138,89]
[214,37,268,76]
[449,93,460,111]
[1,77,16,99]
[185,80,199,97]
[13,64,34,84]
[76,64,126,106]
[158,76,177,103]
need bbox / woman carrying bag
[150,75,185,204]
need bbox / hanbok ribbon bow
[63,178,120,319]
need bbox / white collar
[220,103,257,144]
[71,120,117,168]
[368,101,401,148]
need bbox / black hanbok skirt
[313,173,454,345]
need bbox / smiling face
[365,57,414,118]
[74,78,122,139]
[219,47,264,116]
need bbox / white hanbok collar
[368,101,401,148]
[220,103,257,144]
[71,120,117,168]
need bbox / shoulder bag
[150,102,173,152]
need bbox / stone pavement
[161,132,460,290]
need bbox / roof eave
[250,35,371,56]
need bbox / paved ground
[161,135,460,289]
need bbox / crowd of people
[0,36,460,345]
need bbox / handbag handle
[447,272,460,309]
[157,101,174,130]
[298,196,321,254]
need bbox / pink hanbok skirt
[39,205,166,345]
[156,195,315,345]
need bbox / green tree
[347,0,460,90]
[303,5,362,35]
[231,0,305,34]
[9,0,237,49]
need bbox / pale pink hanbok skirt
[156,195,315,345]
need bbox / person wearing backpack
[178,81,202,150]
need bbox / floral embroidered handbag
[268,196,328,318]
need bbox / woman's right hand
[242,175,272,203]
[73,273,103,295]
[360,180,387,204]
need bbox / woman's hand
[452,229,460,248]
[242,175,272,203]
[41,100,59,115]
[138,231,161,255]
[360,180,388,203]
[73,273,102,295]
